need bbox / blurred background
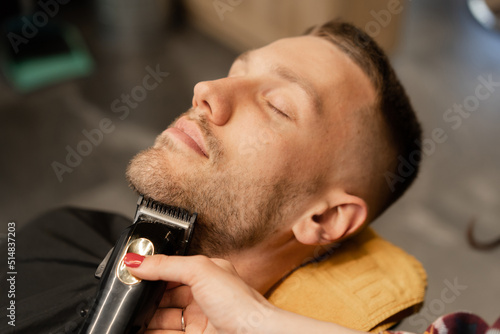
[1,0,499,331]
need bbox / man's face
[126,36,375,256]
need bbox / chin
[126,147,181,205]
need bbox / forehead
[244,35,376,119]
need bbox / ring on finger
[181,308,186,331]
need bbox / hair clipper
[78,196,197,334]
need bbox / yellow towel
[267,227,427,332]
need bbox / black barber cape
[0,208,130,334]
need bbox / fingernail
[123,253,145,268]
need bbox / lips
[165,117,209,158]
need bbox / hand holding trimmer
[78,196,197,334]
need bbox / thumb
[123,253,185,282]
[123,253,210,286]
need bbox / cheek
[221,113,320,180]
[222,124,291,177]
[235,126,281,159]
[238,135,305,180]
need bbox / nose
[192,78,235,126]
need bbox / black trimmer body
[78,196,197,334]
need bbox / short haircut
[306,20,422,212]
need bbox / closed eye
[266,101,289,119]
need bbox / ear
[292,190,368,245]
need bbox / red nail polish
[123,253,145,268]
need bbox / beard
[126,112,308,257]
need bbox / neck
[225,232,325,295]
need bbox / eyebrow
[233,50,322,116]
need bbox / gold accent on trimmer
[117,238,154,285]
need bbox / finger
[126,254,224,286]
[159,285,193,308]
[147,304,209,333]
[147,308,183,330]
[184,303,209,333]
